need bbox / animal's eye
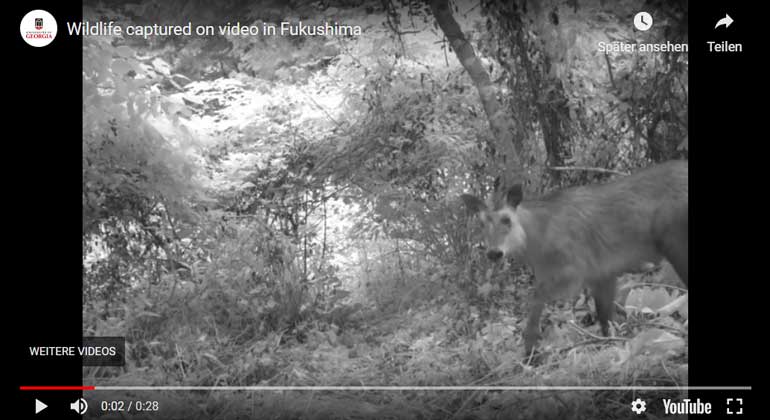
[500,216,511,226]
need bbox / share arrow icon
[715,14,733,29]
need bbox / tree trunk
[429,0,524,192]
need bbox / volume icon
[70,398,88,414]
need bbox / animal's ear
[460,194,486,214]
[506,184,523,208]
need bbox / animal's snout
[486,249,503,261]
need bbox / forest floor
[89,287,688,419]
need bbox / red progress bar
[20,386,95,391]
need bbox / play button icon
[35,399,47,414]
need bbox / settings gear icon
[630,398,647,414]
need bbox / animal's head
[460,184,527,262]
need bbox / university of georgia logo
[20,10,57,47]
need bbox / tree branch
[429,0,523,189]
[548,166,628,176]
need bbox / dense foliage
[83,0,688,417]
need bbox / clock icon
[634,12,653,31]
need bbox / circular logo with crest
[20,10,57,47]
